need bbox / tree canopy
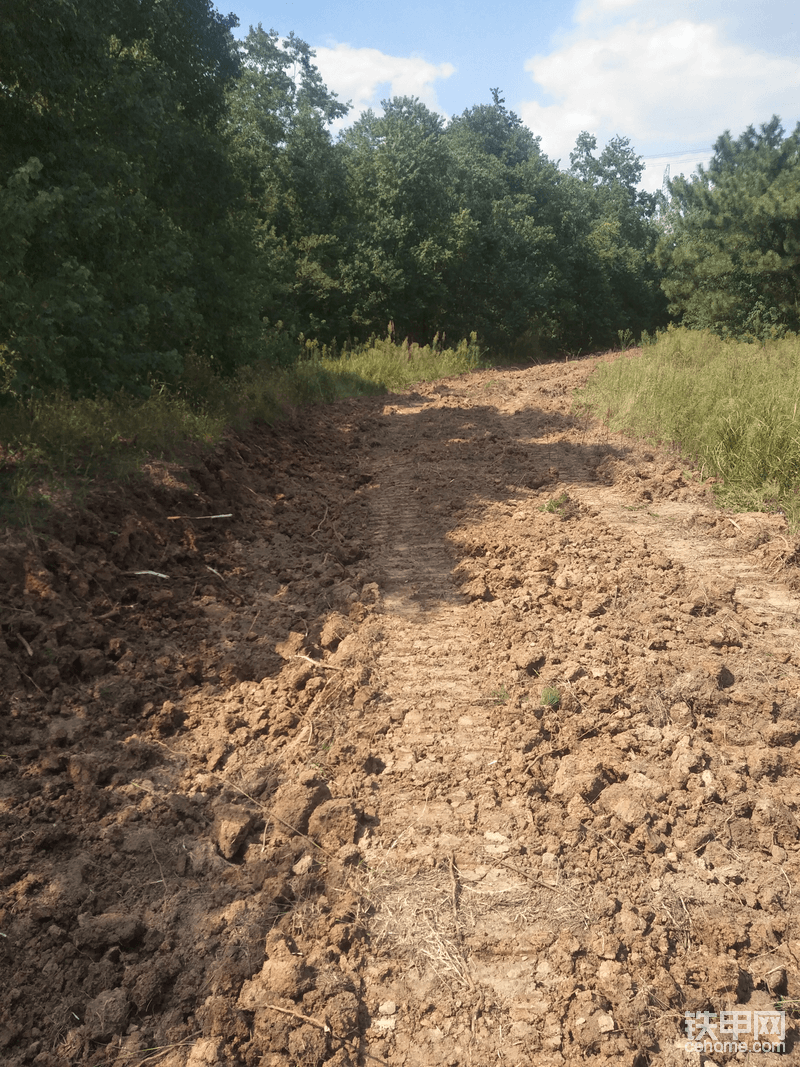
[4,3,784,402]
[656,117,800,340]
[1,0,259,396]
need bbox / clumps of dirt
[2,355,800,1066]
[0,404,389,1066]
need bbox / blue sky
[227,0,800,191]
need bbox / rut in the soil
[340,367,800,1067]
[3,356,800,1067]
[369,402,498,775]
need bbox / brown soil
[2,352,800,1067]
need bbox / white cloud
[519,7,800,177]
[312,43,456,119]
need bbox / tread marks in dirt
[1,361,800,1065]
[346,368,800,1066]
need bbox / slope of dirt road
[2,352,800,1067]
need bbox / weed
[541,686,561,709]
[490,685,510,705]
[540,492,570,514]
[775,996,800,1017]
[617,328,635,352]
[539,491,579,520]
[306,332,485,394]
[575,326,800,530]
[0,333,492,524]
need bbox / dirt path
[2,353,800,1066]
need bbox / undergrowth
[576,326,800,529]
[0,334,486,524]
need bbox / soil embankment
[2,353,799,1065]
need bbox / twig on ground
[17,632,33,657]
[264,1004,330,1033]
[166,513,233,520]
[311,506,330,539]
[448,853,460,923]
[293,654,343,672]
[21,672,45,695]
[205,565,250,602]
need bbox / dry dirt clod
[2,354,800,1066]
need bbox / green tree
[341,96,473,343]
[226,26,350,346]
[566,131,666,345]
[443,93,562,351]
[0,0,258,398]
[447,89,541,170]
[656,117,800,339]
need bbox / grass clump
[576,326,800,528]
[304,332,485,392]
[539,491,580,520]
[0,333,489,524]
[490,684,510,705]
[540,491,570,514]
[541,687,561,709]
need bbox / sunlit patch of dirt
[2,355,799,1065]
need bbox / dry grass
[353,856,593,990]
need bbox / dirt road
[2,353,800,1066]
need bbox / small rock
[275,631,306,660]
[378,1001,397,1016]
[68,755,101,788]
[77,648,106,678]
[85,988,130,1040]
[669,701,693,725]
[552,756,607,803]
[464,578,493,601]
[561,661,584,682]
[214,805,254,860]
[353,687,375,710]
[186,1038,226,1066]
[596,1012,615,1034]
[599,783,647,827]
[319,613,350,650]
[238,957,307,1007]
[292,854,314,876]
[270,772,331,837]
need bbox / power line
[639,146,712,160]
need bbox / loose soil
[2,352,800,1067]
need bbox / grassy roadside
[0,334,486,525]
[576,326,800,529]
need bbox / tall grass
[311,333,484,392]
[0,334,487,523]
[576,326,800,527]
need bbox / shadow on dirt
[0,364,650,1064]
